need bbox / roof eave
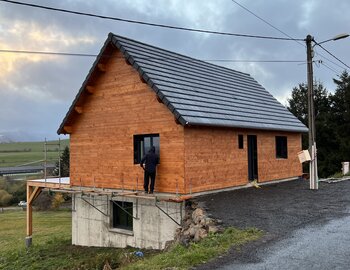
[57,33,116,135]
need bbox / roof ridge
[110,32,251,77]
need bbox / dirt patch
[195,179,350,269]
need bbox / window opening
[134,134,160,164]
[111,201,133,230]
[276,136,288,159]
[238,134,244,149]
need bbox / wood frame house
[26,33,307,249]
[58,33,307,194]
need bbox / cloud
[0,0,350,140]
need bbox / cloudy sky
[0,0,349,141]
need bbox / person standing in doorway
[140,146,159,194]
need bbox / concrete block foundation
[72,194,184,250]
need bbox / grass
[0,210,262,270]
[0,139,69,167]
[122,227,262,270]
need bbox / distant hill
[0,135,13,143]
[0,139,70,167]
[0,131,43,142]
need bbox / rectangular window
[238,134,244,149]
[134,134,160,164]
[276,136,288,159]
[111,201,133,230]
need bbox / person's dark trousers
[144,170,156,193]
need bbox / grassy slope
[0,210,127,270]
[0,210,262,270]
[0,139,69,167]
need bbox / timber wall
[184,127,302,193]
[69,49,185,193]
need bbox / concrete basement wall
[72,194,184,250]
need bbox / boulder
[194,228,208,242]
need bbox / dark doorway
[247,135,258,181]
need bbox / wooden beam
[26,185,33,237]
[174,117,181,125]
[86,85,95,94]
[139,74,147,84]
[28,186,42,205]
[97,63,106,72]
[156,96,163,103]
[124,58,132,66]
[64,126,72,134]
[74,106,83,114]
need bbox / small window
[238,134,244,149]
[134,134,160,164]
[276,136,288,159]
[111,201,133,230]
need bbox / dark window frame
[133,134,160,164]
[111,201,133,231]
[275,136,288,159]
[238,134,244,149]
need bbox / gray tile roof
[58,33,308,134]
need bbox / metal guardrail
[0,165,55,176]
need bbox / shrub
[51,193,65,209]
[0,190,13,206]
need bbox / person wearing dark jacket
[140,146,159,194]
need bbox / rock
[216,219,223,225]
[194,228,208,242]
[183,217,192,229]
[192,208,205,224]
[188,224,201,237]
[208,225,219,234]
[201,217,215,226]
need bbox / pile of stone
[174,200,223,246]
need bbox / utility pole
[306,35,318,190]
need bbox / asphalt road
[196,179,350,270]
[221,213,350,270]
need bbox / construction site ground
[196,178,350,270]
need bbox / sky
[0,0,349,141]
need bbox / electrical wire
[318,61,341,76]
[0,0,304,41]
[0,48,306,63]
[231,0,304,46]
[314,42,350,70]
[230,0,347,75]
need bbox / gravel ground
[195,179,350,269]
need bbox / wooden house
[58,33,307,195]
[25,33,307,249]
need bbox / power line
[0,48,305,63]
[318,61,341,76]
[231,0,346,74]
[314,42,350,70]
[231,0,304,46]
[0,0,304,41]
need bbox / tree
[54,146,70,177]
[287,81,337,177]
[331,71,350,165]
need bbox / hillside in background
[0,139,69,167]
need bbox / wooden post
[26,184,42,247]
[26,185,33,247]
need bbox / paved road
[221,213,350,270]
[196,179,350,270]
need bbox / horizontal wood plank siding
[184,127,302,193]
[70,49,185,193]
[257,131,302,182]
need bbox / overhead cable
[0,48,305,63]
[231,0,347,74]
[314,42,350,70]
[0,0,303,41]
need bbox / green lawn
[0,210,262,270]
[0,140,69,167]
